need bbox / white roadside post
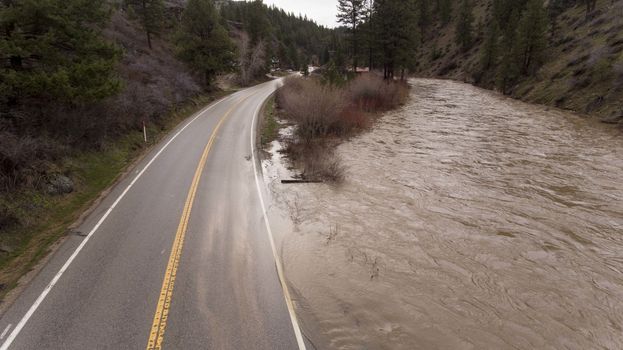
[143,120,147,143]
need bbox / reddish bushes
[338,105,371,132]
[349,74,410,112]
[278,74,409,139]
[275,74,410,181]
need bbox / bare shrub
[336,105,370,134]
[348,74,387,111]
[348,74,410,112]
[278,78,346,141]
[0,204,19,231]
[0,132,63,191]
[284,140,345,182]
[277,76,306,100]
[237,31,267,86]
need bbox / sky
[262,0,339,28]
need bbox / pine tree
[245,0,272,44]
[584,0,597,17]
[437,0,452,25]
[373,0,419,79]
[492,0,530,31]
[175,0,236,86]
[517,0,547,75]
[364,0,375,70]
[455,0,474,52]
[125,0,165,49]
[547,0,565,37]
[301,61,310,76]
[0,0,121,105]
[416,0,430,43]
[481,19,499,70]
[219,0,336,74]
[337,0,366,72]
[287,43,300,70]
[496,8,521,93]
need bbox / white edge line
[250,86,308,350]
[0,93,238,350]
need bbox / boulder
[47,175,74,195]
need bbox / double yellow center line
[146,95,250,350]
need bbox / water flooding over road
[265,79,623,349]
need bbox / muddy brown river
[263,79,623,349]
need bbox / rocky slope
[415,0,623,124]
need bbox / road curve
[0,80,306,349]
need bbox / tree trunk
[146,31,152,50]
[352,10,357,72]
[585,0,597,17]
[142,0,152,49]
[368,3,373,70]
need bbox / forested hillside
[220,1,334,72]
[411,0,623,122]
[331,0,621,122]
[0,0,331,290]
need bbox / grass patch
[260,95,280,146]
[0,90,233,299]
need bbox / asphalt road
[0,80,306,350]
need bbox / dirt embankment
[265,79,623,349]
[415,0,623,124]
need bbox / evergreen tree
[287,43,300,70]
[175,0,236,86]
[516,0,547,75]
[416,0,430,43]
[547,0,565,37]
[301,62,309,76]
[245,0,272,44]
[437,0,452,25]
[455,0,474,52]
[373,0,419,79]
[481,19,499,70]
[584,0,597,17]
[125,0,165,49]
[321,46,331,66]
[492,0,529,31]
[337,0,366,72]
[220,0,332,71]
[496,8,521,93]
[364,0,375,69]
[0,0,121,105]
[331,29,348,72]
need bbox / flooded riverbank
[264,79,623,349]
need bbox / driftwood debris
[281,179,324,184]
